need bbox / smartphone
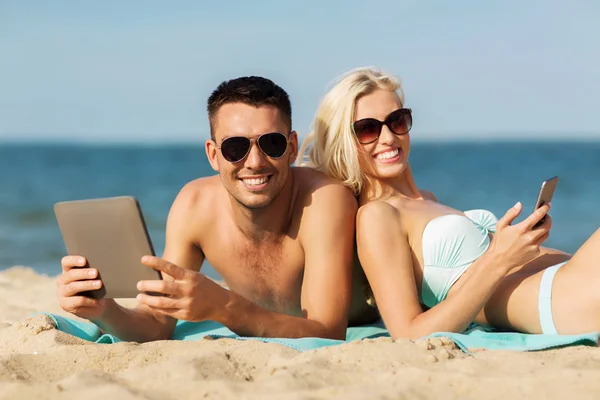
[533,176,558,228]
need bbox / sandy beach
[1,266,599,400]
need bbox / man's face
[206,103,298,210]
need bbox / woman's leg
[473,228,600,334]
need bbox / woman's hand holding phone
[488,201,552,273]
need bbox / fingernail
[88,269,96,278]
[93,280,101,288]
[136,294,142,301]
[513,202,521,208]
[137,281,142,290]
[78,257,85,264]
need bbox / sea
[1,141,599,280]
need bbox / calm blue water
[1,142,599,280]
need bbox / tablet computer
[54,196,163,299]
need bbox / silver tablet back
[54,196,162,298]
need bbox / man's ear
[205,138,220,172]
[288,130,299,165]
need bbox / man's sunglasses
[352,108,412,144]
[216,132,289,163]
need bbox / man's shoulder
[165,176,225,242]
[292,166,356,201]
[171,175,223,213]
[292,167,357,218]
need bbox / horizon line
[2,137,600,147]
[1,131,599,143]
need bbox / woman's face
[353,89,411,181]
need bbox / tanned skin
[56,98,364,342]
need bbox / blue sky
[1,0,599,143]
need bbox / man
[56,76,373,342]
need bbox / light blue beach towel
[38,312,599,353]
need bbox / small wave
[17,210,55,226]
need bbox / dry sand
[0,266,599,400]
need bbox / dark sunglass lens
[221,137,251,162]
[258,133,288,158]
[353,120,381,144]
[388,110,412,134]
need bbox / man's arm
[137,182,358,340]
[92,182,206,342]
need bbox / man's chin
[234,194,274,210]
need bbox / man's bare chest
[202,236,306,315]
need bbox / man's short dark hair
[207,76,292,137]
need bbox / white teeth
[376,149,399,160]
[242,177,268,186]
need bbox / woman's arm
[356,200,551,340]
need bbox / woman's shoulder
[357,189,442,226]
[358,199,399,216]
[356,200,405,232]
[419,189,438,203]
[355,200,411,251]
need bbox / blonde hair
[299,66,404,195]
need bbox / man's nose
[244,141,267,170]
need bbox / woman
[300,66,600,340]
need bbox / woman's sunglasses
[216,132,289,163]
[352,108,412,144]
